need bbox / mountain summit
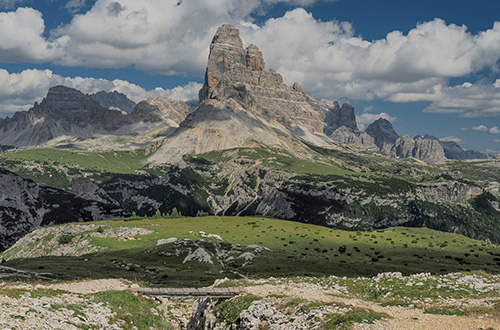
[198,24,326,134]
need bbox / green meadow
[4,216,500,287]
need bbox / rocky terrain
[0,169,129,250]
[0,86,192,148]
[1,272,499,329]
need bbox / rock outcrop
[322,100,357,135]
[390,135,446,163]
[329,126,376,149]
[365,118,399,154]
[198,24,324,134]
[89,90,136,113]
[0,169,129,251]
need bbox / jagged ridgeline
[0,24,499,251]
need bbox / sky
[0,0,500,154]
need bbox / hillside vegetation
[3,216,500,287]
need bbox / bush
[58,235,73,245]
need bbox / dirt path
[2,278,131,294]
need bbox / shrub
[58,235,73,245]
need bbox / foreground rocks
[0,272,500,329]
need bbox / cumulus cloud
[490,126,500,134]
[0,7,65,62]
[356,112,396,130]
[440,136,463,144]
[1,2,500,118]
[421,80,500,117]
[0,68,200,115]
[472,125,489,131]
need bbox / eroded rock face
[0,86,128,147]
[131,96,193,126]
[0,169,129,251]
[365,118,399,154]
[322,101,357,135]
[329,126,376,149]
[89,90,136,114]
[198,24,324,134]
[390,135,446,163]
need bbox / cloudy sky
[1,0,500,154]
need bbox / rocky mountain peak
[196,24,325,134]
[42,85,98,112]
[90,91,136,114]
[322,100,357,135]
[365,118,399,153]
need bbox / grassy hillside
[0,148,152,188]
[3,216,500,287]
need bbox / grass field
[3,216,500,287]
[0,148,148,173]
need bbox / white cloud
[421,80,500,117]
[0,0,24,9]
[0,3,500,119]
[495,139,500,143]
[440,136,463,144]
[472,125,489,131]
[490,126,500,134]
[66,0,90,14]
[0,7,64,62]
[356,112,396,130]
[0,68,200,115]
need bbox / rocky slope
[365,118,400,154]
[0,169,129,250]
[390,135,446,164]
[329,126,376,149]
[0,86,192,148]
[89,90,136,113]
[440,140,488,160]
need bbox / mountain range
[0,24,498,250]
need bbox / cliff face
[131,96,193,126]
[0,86,192,147]
[365,118,399,154]
[89,90,137,114]
[322,101,357,135]
[329,126,376,149]
[0,169,129,251]
[390,135,446,163]
[198,24,325,134]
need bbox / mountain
[365,118,400,154]
[390,134,446,163]
[0,86,193,148]
[322,100,357,135]
[89,90,137,114]
[329,126,376,149]
[440,140,488,160]
[198,24,325,134]
[0,23,499,251]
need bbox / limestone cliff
[322,100,357,135]
[198,24,324,134]
[365,118,399,154]
[0,169,128,250]
[390,135,446,164]
[329,126,376,149]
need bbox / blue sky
[0,0,500,154]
